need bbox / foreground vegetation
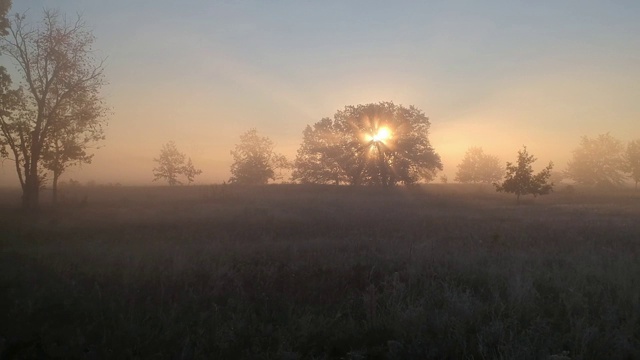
[1,184,639,359]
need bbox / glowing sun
[371,127,391,143]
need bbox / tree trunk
[22,173,40,211]
[376,144,389,188]
[516,193,520,205]
[23,140,42,211]
[52,171,60,207]
[21,189,29,209]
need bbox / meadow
[1,184,639,359]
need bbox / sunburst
[365,127,392,145]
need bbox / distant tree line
[222,112,639,202]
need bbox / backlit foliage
[292,102,442,186]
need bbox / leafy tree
[623,139,640,189]
[0,10,107,210]
[152,141,202,186]
[230,128,289,185]
[565,133,625,188]
[495,146,553,203]
[292,102,442,187]
[454,147,503,184]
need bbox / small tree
[495,146,553,203]
[455,147,503,184]
[183,158,202,185]
[623,139,640,189]
[229,128,288,185]
[152,141,201,185]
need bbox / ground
[0,184,639,359]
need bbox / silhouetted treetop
[0,9,107,210]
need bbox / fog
[1,0,639,186]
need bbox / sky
[1,0,639,185]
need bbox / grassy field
[1,184,639,359]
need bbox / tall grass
[1,184,639,359]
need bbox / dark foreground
[1,184,639,359]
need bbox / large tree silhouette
[0,10,107,209]
[292,102,442,187]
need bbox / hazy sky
[1,0,639,185]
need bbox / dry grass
[1,184,639,359]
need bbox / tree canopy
[229,128,289,185]
[292,102,442,187]
[565,133,625,188]
[495,146,553,203]
[455,147,503,184]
